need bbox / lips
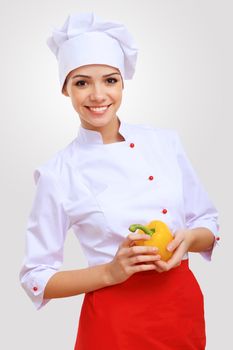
[85,104,112,114]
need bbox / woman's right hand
[105,233,161,285]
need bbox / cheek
[70,94,84,111]
[112,89,122,104]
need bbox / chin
[81,115,117,129]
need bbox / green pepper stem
[128,224,155,237]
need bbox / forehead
[69,64,120,78]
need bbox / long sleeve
[174,132,219,260]
[19,168,70,309]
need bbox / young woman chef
[20,12,219,350]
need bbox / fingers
[112,233,164,280]
[120,233,161,264]
[110,250,160,284]
[154,259,182,273]
[123,245,161,274]
[167,230,185,252]
[129,253,161,266]
[154,249,184,272]
[131,263,158,273]
[127,244,159,257]
[120,233,151,248]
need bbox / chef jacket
[19,119,219,309]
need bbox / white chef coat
[19,119,219,309]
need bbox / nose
[89,83,106,103]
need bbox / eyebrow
[71,72,121,79]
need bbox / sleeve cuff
[21,268,58,310]
[187,220,220,261]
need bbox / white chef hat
[47,12,138,91]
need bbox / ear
[121,77,124,90]
[122,81,124,90]
[62,77,71,96]
[62,90,69,97]
[62,85,69,97]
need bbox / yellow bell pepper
[128,220,174,261]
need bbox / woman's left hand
[154,229,193,273]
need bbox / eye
[75,80,87,87]
[106,77,118,84]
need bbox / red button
[216,236,220,241]
[33,286,38,292]
[162,208,168,214]
[130,143,135,148]
[148,176,154,181]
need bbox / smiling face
[63,64,123,133]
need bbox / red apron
[74,260,206,350]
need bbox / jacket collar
[77,118,129,145]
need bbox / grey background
[0,0,232,349]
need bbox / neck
[102,118,125,144]
[82,117,125,144]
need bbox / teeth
[89,106,108,112]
